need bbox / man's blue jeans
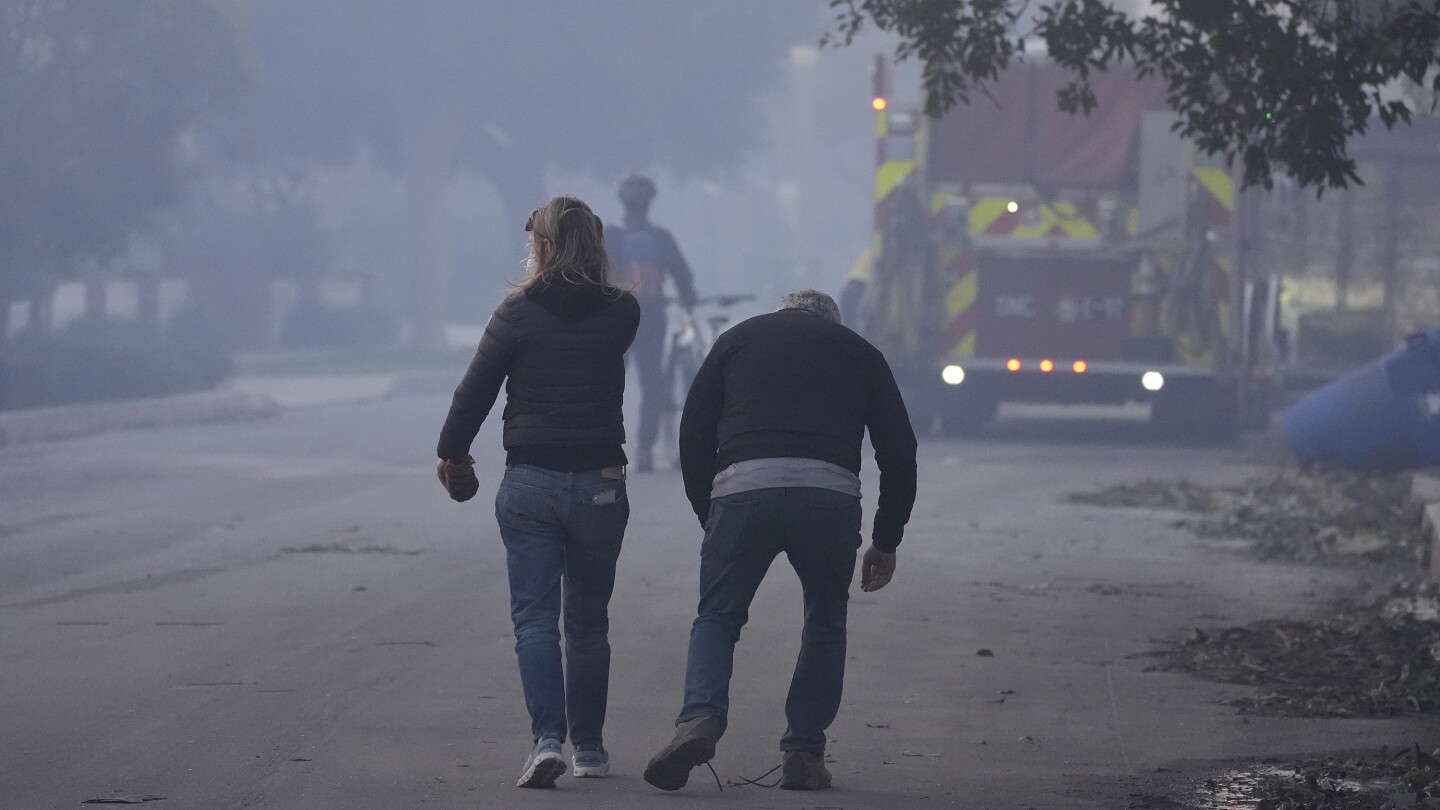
[678,487,863,753]
[495,465,628,746]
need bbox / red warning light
[1040,359,1055,373]
[1073,360,1088,374]
[872,97,888,111]
[1006,358,1021,372]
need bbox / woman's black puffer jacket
[436,277,640,470]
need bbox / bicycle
[653,294,756,468]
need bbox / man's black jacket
[678,309,918,551]
[437,277,640,471]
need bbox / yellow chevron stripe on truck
[875,160,914,203]
[1192,167,1233,211]
[943,265,978,359]
[969,198,1099,239]
[969,198,1009,233]
[946,269,977,317]
[948,331,977,359]
[873,109,916,203]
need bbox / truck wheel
[940,397,997,437]
[1150,385,1238,443]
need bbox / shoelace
[725,762,782,789]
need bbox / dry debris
[1149,582,1440,718]
[1187,746,1440,810]
[1069,469,1428,567]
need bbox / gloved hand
[436,455,479,502]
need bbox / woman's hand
[436,456,479,502]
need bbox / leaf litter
[1178,745,1440,810]
[1069,469,1428,567]
[1148,581,1440,718]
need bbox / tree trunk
[33,287,54,334]
[137,275,161,329]
[403,95,463,352]
[0,292,10,410]
[1335,190,1354,310]
[83,277,108,321]
[483,145,546,237]
[1378,160,1400,318]
[298,274,320,308]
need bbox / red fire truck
[847,57,1281,439]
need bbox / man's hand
[860,544,896,592]
[436,456,479,502]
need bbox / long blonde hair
[514,196,620,295]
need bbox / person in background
[643,289,918,792]
[608,174,698,471]
[435,196,639,788]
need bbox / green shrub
[0,315,232,410]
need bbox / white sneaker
[572,745,610,778]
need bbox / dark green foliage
[0,1,247,306]
[0,316,232,410]
[826,0,1440,190]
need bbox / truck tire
[1150,384,1238,443]
[939,397,997,437]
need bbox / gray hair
[777,289,841,324]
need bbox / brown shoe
[642,715,725,791]
[779,750,832,790]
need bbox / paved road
[1,397,1433,809]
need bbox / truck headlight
[941,365,966,385]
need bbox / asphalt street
[2,396,1434,809]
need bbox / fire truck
[847,56,1282,439]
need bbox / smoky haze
[3,1,891,364]
[4,4,1433,809]
[235,0,883,341]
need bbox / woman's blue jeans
[495,464,628,746]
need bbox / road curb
[1413,470,1440,580]
[384,368,459,399]
[0,390,279,448]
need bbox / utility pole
[1335,190,1355,311]
[1378,160,1401,320]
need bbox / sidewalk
[0,369,464,448]
[0,389,279,447]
